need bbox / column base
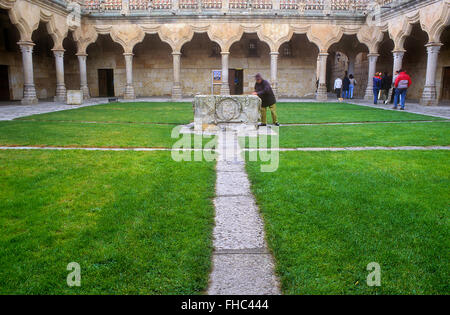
[364,87,374,101]
[54,84,67,102]
[316,85,327,101]
[171,84,182,100]
[21,97,38,105]
[220,84,230,96]
[124,85,135,100]
[22,84,38,105]
[420,85,438,106]
[81,85,90,99]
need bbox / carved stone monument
[193,95,261,131]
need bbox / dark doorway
[0,65,10,101]
[98,69,115,97]
[442,67,450,101]
[228,68,243,95]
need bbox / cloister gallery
[0,0,449,105]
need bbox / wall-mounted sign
[211,70,222,95]
[212,70,222,83]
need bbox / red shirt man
[394,71,412,89]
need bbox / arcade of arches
[0,0,449,105]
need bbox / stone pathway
[348,99,450,119]
[207,129,281,295]
[0,99,108,121]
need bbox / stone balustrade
[81,0,410,13]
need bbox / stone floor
[0,98,109,121]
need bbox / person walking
[390,70,399,104]
[381,72,391,104]
[373,72,382,105]
[334,77,343,99]
[342,75,350,99]
[349,74,356,99]
[393,69,412,110]
[252,73,279,126]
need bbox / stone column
[53,49,67,102]
[172,52,182,100]
[123,53,135,99]
[220,51,230,95]
[392,50,405,75]
[270,51,279,96]
[77,53,90,99]
[364,53,379,100]
[420,43,442,106]
[316,52,328,101]
[18,42,38,105]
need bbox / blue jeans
[349,85,354,99]
[373,88,380,104]
[394,89,407,109]
[343,89,349,99]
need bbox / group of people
[333,72,357,99]
[333,69,413,110]
[373,70,412,110]
[252,68,413,127]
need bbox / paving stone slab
[213,196,265,250]
[208,253,280,295]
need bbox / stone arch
[207,23,244,53]
[40,9,68,51]
[357,25,384,54]
[85,33,125,97]
[256,24,293,53]
[387,11,420,51]
[307,24,344,53]
[7,0,41,42]
[229,32,271,94]
[419,0,450,44]
[158,23,194,53]
[132,33,174,97]
[109,24,145,54]
[73,23,98,55]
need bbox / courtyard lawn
[16,102,194,124]
[241,122,450,148]
[246,150,449,294]
[0,121,216,148]
[276,103,444,123]
[0,150,216,294]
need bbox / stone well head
[193,95,261,132]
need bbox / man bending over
[252,73,279,126]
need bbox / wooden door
[0,65,10,101]
[228,69,236,95]
[98,69,115,97]
[442,67,450,100]
[98,69,107,97]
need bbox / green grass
[16,102,194,124]
[246,151,449,294]
[0,121,216,148]
[0,150,216,294]
[276,103,444,123]
[242,122,450,148]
